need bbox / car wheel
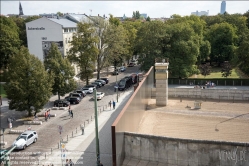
[33,138,37,143]
[23,145,27,150]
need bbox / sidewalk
[38,89,132,166]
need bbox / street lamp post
[116,72,118,103]
[94,89,100,166]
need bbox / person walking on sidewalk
[68,105,71,116]
[48,109,51,119]
[81,124,84,135]
[44,111,48,122]
[70,110,73,118]
[109,101,112,110]
[69,159,74,166]
[112,100,116,109]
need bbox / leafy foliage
[68,22,98,85]
[0,16,21,69]
[221,61,232,78]
[44,43,76,99]
[4,46,53,116]
[199,63,212,77]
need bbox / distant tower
[19,1,24,15]
[220,1,226,14]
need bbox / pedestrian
[48,109,51,119]
[70,110,73,118]
[81,124,84,135]
[69,159,74,166]
[109,101,112,110]
[34,112,37,119]
[44,111,47,122]
[68,105,71,116]
[65,159,69,166]
[112,100,116,109]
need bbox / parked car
[112,69,119,75]
[75,90,86,97]
[70,93,83,99]
[100,78,109,84]
[65,97,81,104]
[81,87,93,94]
[119,66,126,72]
[118,78,130,91]
[12,130,38,150]
[95,79,106,86]
[123,76,133,87]
[54,99,70,107]
[84,84,96,90]
[131,59,138,65]
[91,82,102,88]
[92,92,105,100]
[128,63,135,67]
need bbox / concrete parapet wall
[124,132,249,166]
[23,121,42,125]
[9,129,25,134]
[151,88,249,101]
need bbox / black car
[95,80,106,86]
[65,97,80,104]
[118,78,131,91]
[54,100,70,107]
[84,84,97,90]
[91,82,102,88]
[70,93,83,99]
[128,63,135,67]
[100,78,109,84]
[123,76,133,87]
[75,90,86,97]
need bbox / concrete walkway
[38,89,133,166]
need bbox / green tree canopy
[4,46,53,116]
[44,43,76,100]
[206,22,238,65]
[68,22,98,85]
[0,16,21,69]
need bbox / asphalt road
[1,65,140,166]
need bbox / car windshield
[119,80,126,86]
[16,135,27,141]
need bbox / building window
[64,28,68,33]
[65,38,67,44]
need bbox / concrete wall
[151,88,249,101]
[124,132,249,166]
[112,67,154,166]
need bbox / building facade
[220,1,226,14]
[191,10,209,16]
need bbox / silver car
[12,130,38,150]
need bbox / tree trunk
[97,70,100,79]
[58,93,60,100]
[28,109,32,117]
[86,76,89,85]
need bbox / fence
[168,78,249,86]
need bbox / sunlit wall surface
[112,66,154,166]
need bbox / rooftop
[48,18,77,28]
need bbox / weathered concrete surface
[151,88,249,101]
[124,133,249,166]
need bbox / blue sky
[1,1,249,18]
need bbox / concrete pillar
[155,62,169,106]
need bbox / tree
[146,16,151,21]
[109,14,120,26]
[206,22,238,66]
[68,22,98,85]
[199,63,212,77]
[132,11,141,19]
[44,43,76,100]
[57,12,63,16]
[4,46,53,116]
[135,21,166,72]
[237,29,249,75]
[0,16,21,69]
[221,61,232,78]
[10,16,41,47]
[89,16,128,79]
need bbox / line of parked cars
[53,78,109,106]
